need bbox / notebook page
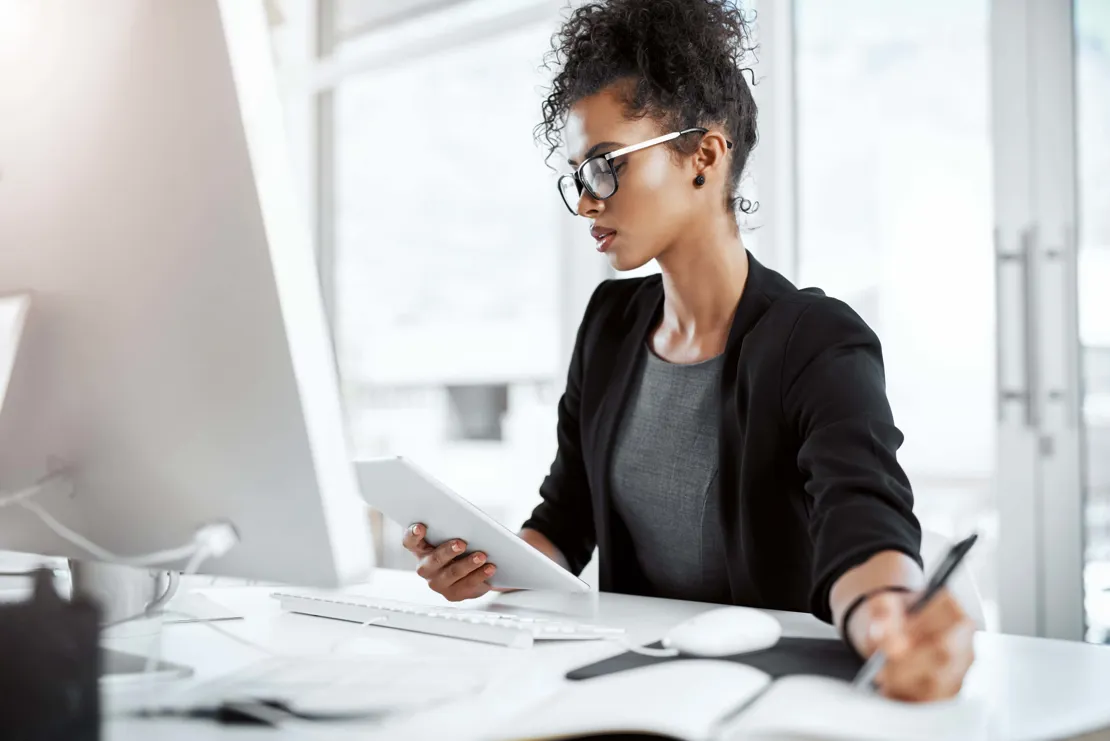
[489,660,771,741]
[723,675,990,741]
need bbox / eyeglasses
[557,128,733,215]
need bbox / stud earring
[694,174,706,187]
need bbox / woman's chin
[608,250,653,273]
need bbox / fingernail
[484,565,495,575]
[472,553,485,564]
[410,524,421,536]
[452,541,463,553]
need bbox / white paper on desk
[163,592,242,623]
[486,661,989,741]
[723,675,990,741]
[487,660,771,741]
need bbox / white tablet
[356,456,589,593]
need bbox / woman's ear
[692,130,732,180]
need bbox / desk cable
[615,636,680,658]
[0,469,239,570]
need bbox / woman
[402,0,975,701]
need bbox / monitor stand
[68,560,193,685]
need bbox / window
[1076,0,1110,643]
[264,0,590,567]
[795,0,998,623]
[332,0,467,41]
[331,13,567,560]
[334,24,560,391]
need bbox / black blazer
[522,253,921,623]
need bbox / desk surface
[103,569,1110,741]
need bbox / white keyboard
[273,591,625,649]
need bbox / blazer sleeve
[781,299,923,623]
[519,281,609,576]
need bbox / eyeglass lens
[559,158,617,214]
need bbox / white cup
[69,561,179,649]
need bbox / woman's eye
[613,161,627,173]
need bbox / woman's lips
[591,226,616,252]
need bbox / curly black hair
[537,0,759,214]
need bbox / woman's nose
[577,191,603,218]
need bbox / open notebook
[487,660,988,741]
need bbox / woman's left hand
[849,589,976,702]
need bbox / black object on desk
[567,636,863,682]
[0,568,101,741]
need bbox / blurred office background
[262,0,1108,641]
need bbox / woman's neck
[655,219,749,349]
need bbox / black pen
[851,533,979,691]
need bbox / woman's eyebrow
[568,140,624,166]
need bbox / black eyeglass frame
[557,127,734,215]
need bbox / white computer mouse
[662,606,783,657]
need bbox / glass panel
[1076,0,1110,643]
[795,0,997,624]
[333,17,563,564]
[333,0,465,40]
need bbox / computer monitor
[0,0,373,587]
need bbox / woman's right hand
[402,523,497,602]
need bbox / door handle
[1023,226,1041,429]
[995,225,1038,428]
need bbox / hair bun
[537,0,759,213]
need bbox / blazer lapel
[588,278,663,590]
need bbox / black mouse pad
[566,636,863,682]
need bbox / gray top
[610,347,731,604]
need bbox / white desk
[104,569,1110,741]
